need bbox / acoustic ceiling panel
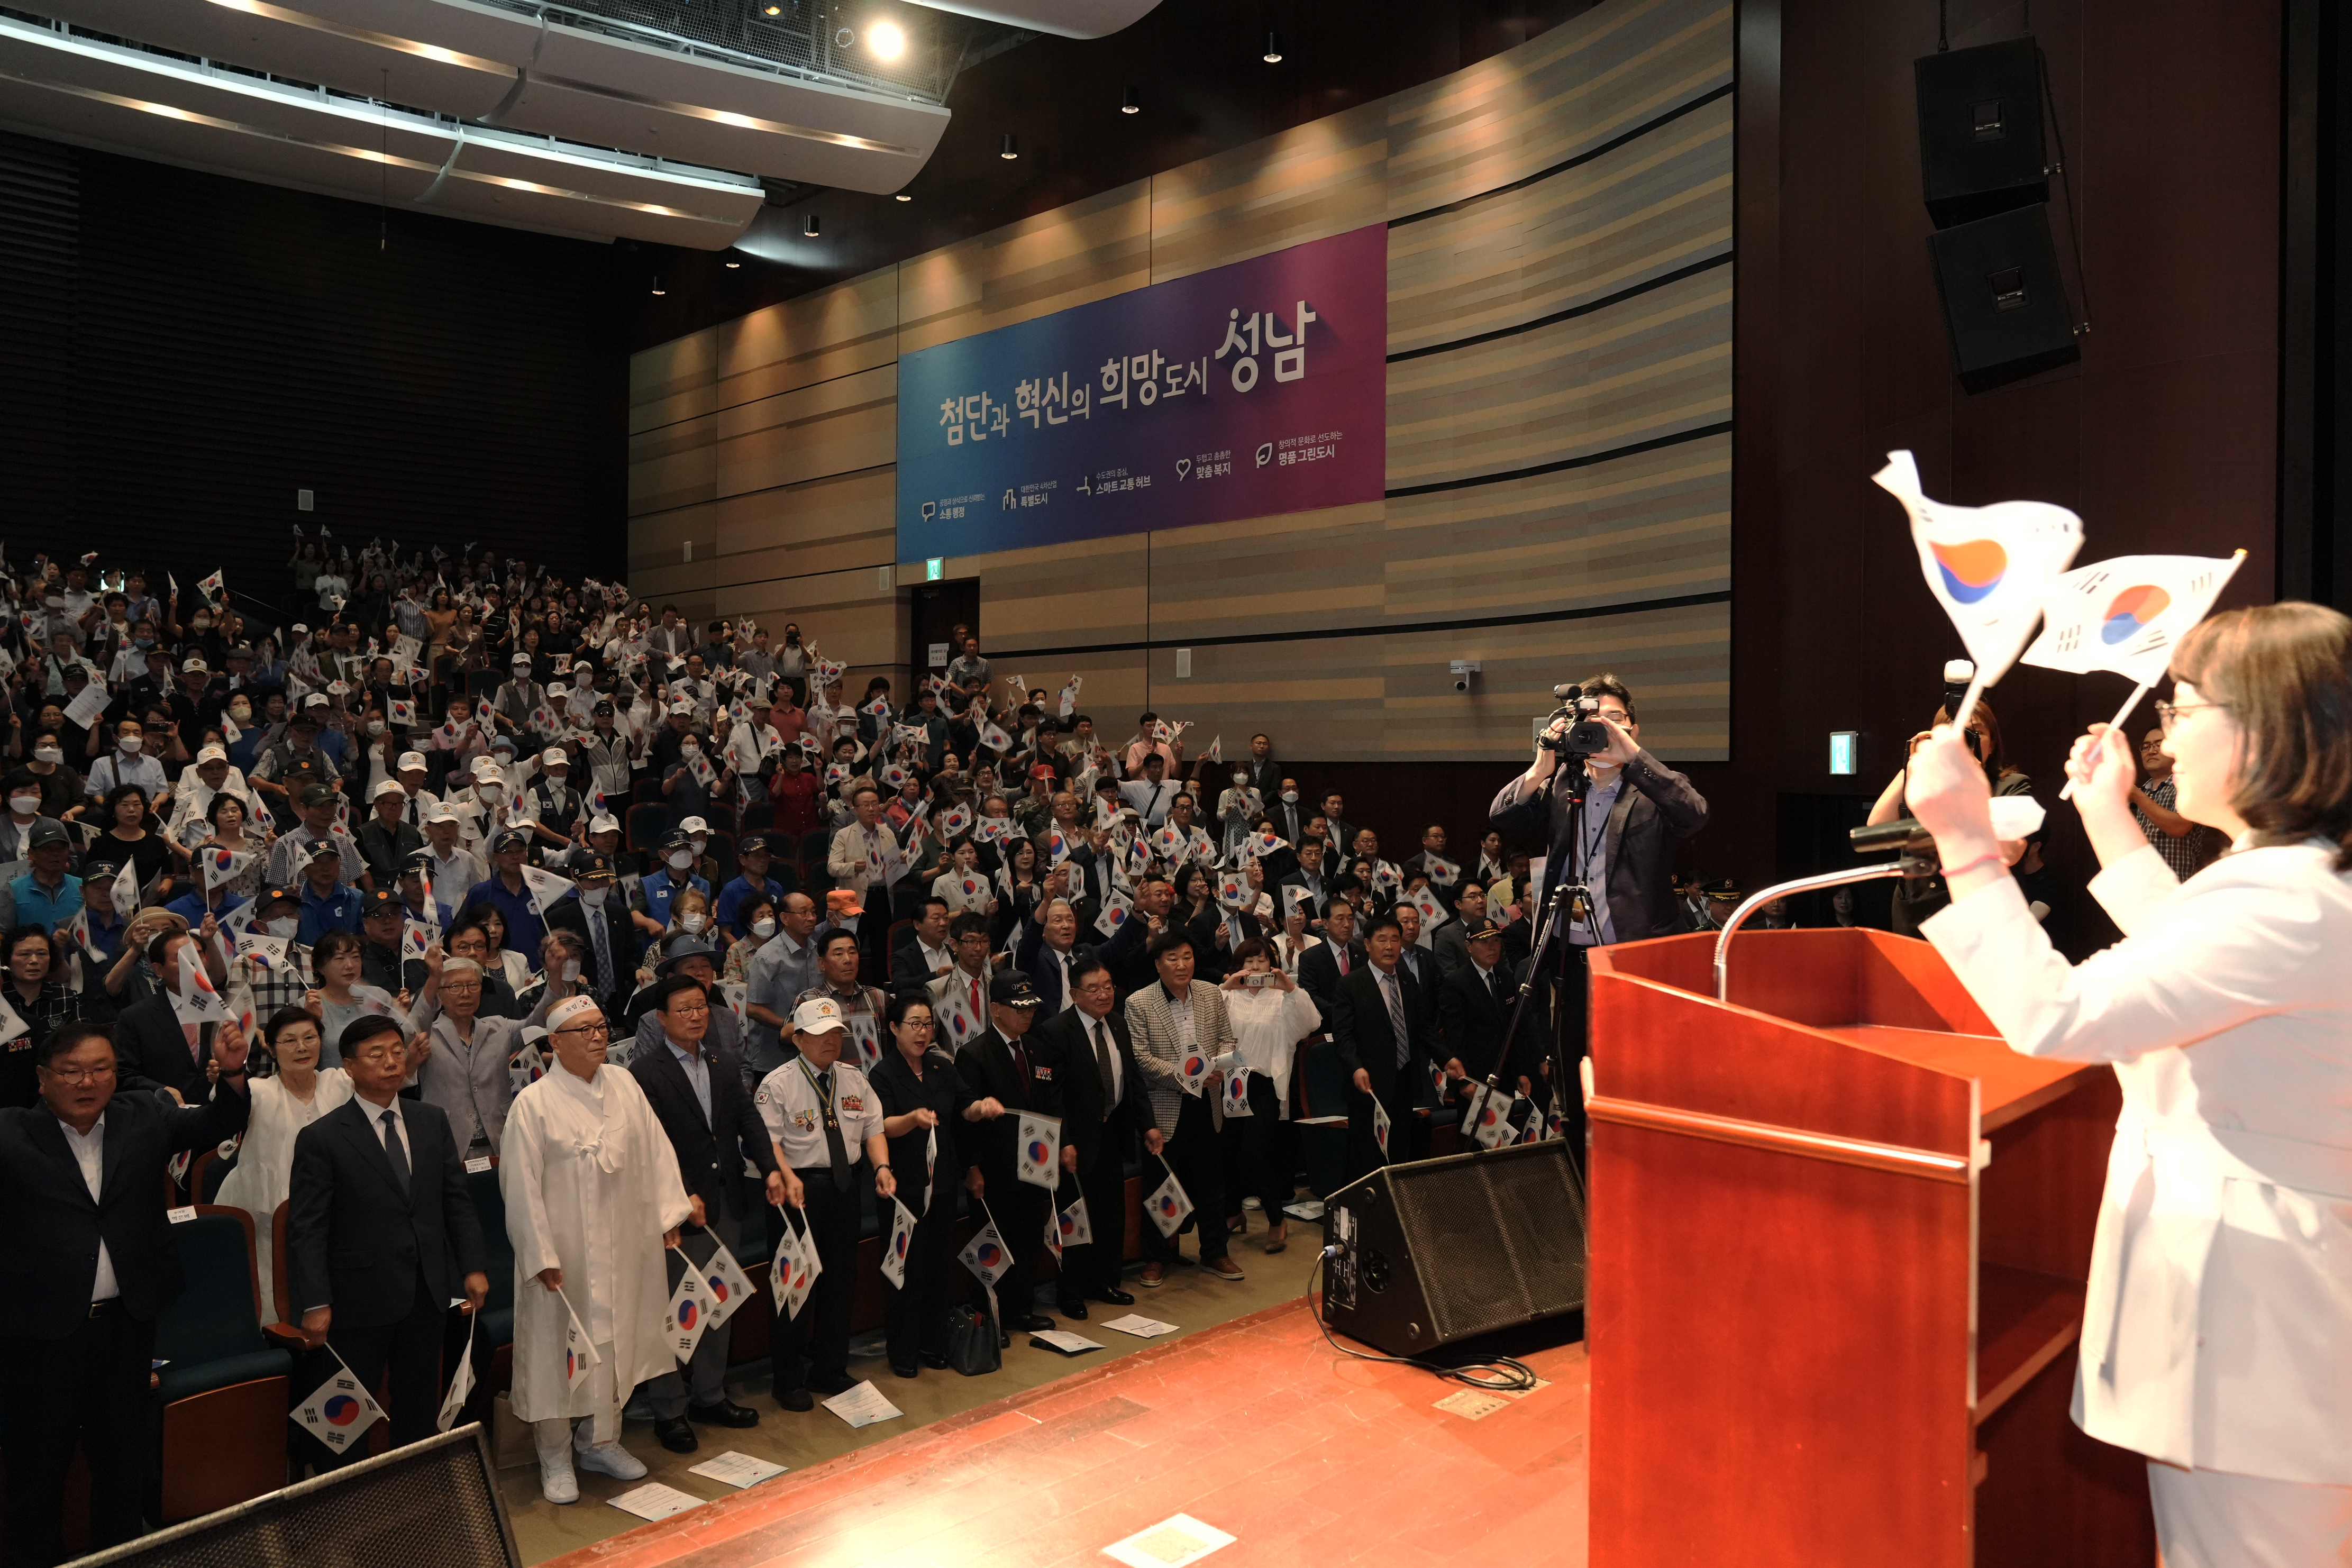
[0,15,765,245]
[18,0,950,189]
[902,0,1160,39]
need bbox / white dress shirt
[63,1115,118,1301]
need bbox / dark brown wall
[1692,0,2283,954]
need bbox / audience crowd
[0,536,2201,1555]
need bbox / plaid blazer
[1123,980,1238,1139]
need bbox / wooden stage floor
[541,1300,1591,1568]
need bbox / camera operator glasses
[2153,700,2229,735]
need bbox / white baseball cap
[372,778,406,800]
[396,750,428,772]
[470,755,503,778]
[195,743,228,764]
[790,996,847,1035]
[680,816,709,835]
[587,813,621,836]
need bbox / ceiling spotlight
[1000,132,1019,160]
[894,192,911,202]
[760,3,779,13]
[651,277,666,295]
[803,213,821,237]
[1121,85,1140,114]
[1262,31,1282,62]
[724,258,741,268]
[868,20,906,60]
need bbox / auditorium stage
[539,1300,1590,1568]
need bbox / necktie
[380,1109,411,1193]
[970,975,984,1030]
[1382,971,1410,1068]
[1056,952,1072,1010]
[816,1070,851,1188]
[184,1022,203,1063]
[1336,947,1350,978]
[1092,1019,1116,1108]
[587,908,612,997]
[1011,1036,1030,1092]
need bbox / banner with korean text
[896,224,1387,560]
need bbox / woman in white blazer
[1906,603,2352,1566]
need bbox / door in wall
[910,578,980,678]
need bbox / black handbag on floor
[945,1299,1001,1375]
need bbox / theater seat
[464,1168,517,1365]
[1296,1042,1356,1199]
[152,1206,295,1522]
[626,803,669,854]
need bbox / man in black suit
[1318,791,1353,868]
[1239,734,1282,806]
[544,854,638,1013]
[889,898,955,990]
[1437,920,1525,1106]
[112,928,229,1106]
[1277,839,1331,922]
[952,974,1061,1333]
[1487,672,1708,1141]
[0,1019,251,1563]
[288,1014,487,1465]
[630,974,786,1452]
[1269,777,1309,847]
[1330,911,1432,1181]
[1015,895,1145,1015]
[1294,897,1364,1017]
[1030,956,1161,1316]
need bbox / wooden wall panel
[1386,93,1733,354]
[629,1,1735,763]
[1383,0,1735,218]
[1386,266,1732,489]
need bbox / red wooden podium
[1583,927,2155,1567]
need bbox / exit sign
[925,558,944,581]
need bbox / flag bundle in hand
[292,1351,386,1452]
[1145,1168,1193,1237]
[1873,449,2083,725]
[771,1213,823,1319]
[879,1198,918,1289]
[1015,1113,1061,1189]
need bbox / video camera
[1537,685,1617,755]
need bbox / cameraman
[1487,674,1709,1121]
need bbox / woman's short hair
[102,782,149,825]
[206,789,249,825]
[4,924,56,974]
[265,1005,321,1046]
[2173,602,2352,867]
[886,989,933,1028]
[311,929,362,978]
[1229,937,1270,967]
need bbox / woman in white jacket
[1906,602,2352,1565]
[214,1008,351,1321]
[1217,940,1321,1253]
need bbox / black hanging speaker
[1915,38,2049,227]
[1321,1140,1587,1358]
[1926,204,2081,391]
[72,1427,521,1568]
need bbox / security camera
[1449,658,1481,694]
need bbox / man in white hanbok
[500,992,694,1503]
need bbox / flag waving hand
[1874,449,2082,725]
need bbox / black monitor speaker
[72,1427,520,1568]
[1321,1139,1587,1359]
[1926,204,2081,391]
[1915,38,2049,227]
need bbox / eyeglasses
[667,999,710,1017]
[2153,700,2229,734]
[40,1063,114,1084]
[555,1022,610,1038]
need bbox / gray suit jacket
[1123,980,1237,1139]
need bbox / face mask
[575,671,590,686]
[562,959,582,983]
[1233,772,1247,786]
[689,837,709,856]
[1281,790,1298,803]
[366,720,385,736]
[118,735,142,754]
[229,704,251,723]
[667,849,693,870]
[8,794,39,815]
[32,747,61,765]
[680,912,707,933]
[133,636,154,649]
[752,917,776,938]
[266,916,299,937]
[680,742,700,758]
[192,618,212,631]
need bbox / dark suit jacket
[1241,757,1282,804]
[287,1096,485,1326]
[1396,944,1442,1037]
[628,1032,778,1222]
[1296,937,1365,1018]
[889,935,954,990]
[1438,961,1514,1085]
[1030,1007,1151,1167]
[954,1025,1062,1181]
[1015,912,1145,1013]
[1487,749,1710,942]
[545,895,641,1008]
[112,993,214,1105]
[1330,963,1430,1103]
[0,1083,249,1337]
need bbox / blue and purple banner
[895,223,1388,560]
